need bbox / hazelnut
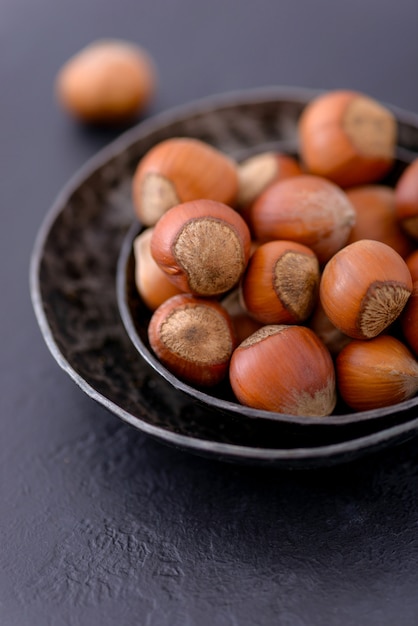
[400,281,418,357]
[56,39,156,123]
[132,138,239,226]
[309,301,351,357]
[249,174,356,264]
[345,185,414,258]
[405,249,418,283]
[148,294,236,387]
[299,90,397,187]
[229,325,336,416]
[221,289,263,344]
[394,158,418,240]
[320,239,413,340]
[236,152,303,209]
[240,240,320,324]
[150,199,251,297]
[336,335,418,411]
[133,228,182,310]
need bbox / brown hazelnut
[336,335,418,411]
[405,249,418,283]
[249,174,356,264]
[148,294,236,387]
[309,301,351,357]
[345,185,414,258]
[133,228,182,310]
[56,39,156,123]
[132,138,239,226]
[394,159,418,240]
[320,239,413,340]
[400,281,418,357]
[150,199,251,297]
[241,240,320,324]
[221,289,263,344]
[229,325,336,416]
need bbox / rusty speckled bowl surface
[30,87,418,467]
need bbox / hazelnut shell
[150,199,251,297]
[299,90,396,187]
[320,239,413,339]
[132,138,239,225]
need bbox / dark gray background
[2,1,418,625]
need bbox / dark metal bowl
[31,87,418,467]
[117,218,418,436]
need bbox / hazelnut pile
[131,89,418,418]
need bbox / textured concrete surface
[2,0,418,624]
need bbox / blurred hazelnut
[56,39,156,124]
[395,158,418,240]
[405,249,418,283]
[400,281,418,357]
[221,289,263,344]
[345,185,414,258]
